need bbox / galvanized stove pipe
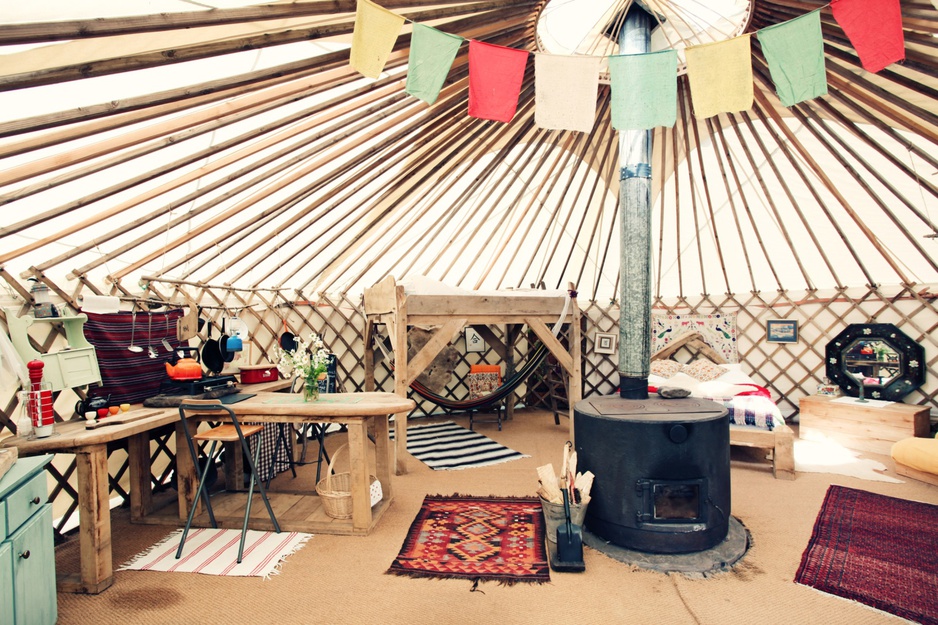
[618,7,653,399]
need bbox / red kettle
[165,347,202,381]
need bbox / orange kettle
[165,347,202,381]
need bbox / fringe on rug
[263,532,314,580]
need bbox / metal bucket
[540,497,588,544]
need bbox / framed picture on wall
[465,327,486,352]
[594,332,617,354]
[766,319,798,344]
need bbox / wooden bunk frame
[363,276,581,474]
[652,332,795,480]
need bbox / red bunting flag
[830,0,905,73]
[468,40,529,123]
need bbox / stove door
[636,478,707,531]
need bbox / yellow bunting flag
[685,35,754,119]
[350,0,406,79]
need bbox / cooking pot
[75,394,111,417]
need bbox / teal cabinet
[1,539,13,625]
[0,455,56,625]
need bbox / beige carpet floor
[54,409,938,625]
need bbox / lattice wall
[1,282,935,535]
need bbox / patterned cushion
[682,359,725,382]
[650,359,682,379]
[468,372,499,399]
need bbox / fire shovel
[552,488,585,572]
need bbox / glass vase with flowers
[277,332,331,402]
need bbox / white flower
[276,332,331,382]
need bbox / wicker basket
[315,444,381,519]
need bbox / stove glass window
[653,483,699,520]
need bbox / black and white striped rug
[392,421,528,470]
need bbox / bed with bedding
[650,332,795,480]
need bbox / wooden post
[127,433,153,522]
[66,446,113,594]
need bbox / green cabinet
[0,455,56,625]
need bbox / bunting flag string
[350,0,906,130]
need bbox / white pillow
[655,372,701,395]
[715,367,757,385]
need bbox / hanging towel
[758,10,827,107]
[685,35,754,119]
[468,40,529,123]
[534,54,600,133]
[831,0,905,73]
[609,50,678,130]
[350,0,406,79]
[406,24,463,105]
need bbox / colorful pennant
[685,35,754,119]
[406,24,464,105]
[350,0,406,79]
[534,54,601,132]
[758,10,828,107]
[830,0,905,73]
[468,40,529,123]
[349,0,904,129]
[609,50,678,130]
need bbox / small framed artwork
[465,327,486,352]
[594,332,617,354]
[766,319,798,344]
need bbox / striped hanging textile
[534,54,600,133]
[758,10,828,107]
[406,24,463,105]
[468,40,529,123]
[350,0,405,79]
[685,35,754,119]
[609,50,678,130]
[830,0,905,73]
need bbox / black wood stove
[575,395,731,554]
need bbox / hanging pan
[279,318,297,352]
[218,317,236,363]
[202,322,224,374]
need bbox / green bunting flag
[609,50,677,130]
[406,24,463,105]
[758,10,827,107]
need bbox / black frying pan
[202,322,224,373]
[279,318,297,352]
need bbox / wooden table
[150,391,415,537]
[0,408,179,594]
[799,394,931,455]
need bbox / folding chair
[176,399,280,564]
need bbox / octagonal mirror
[825,323,925,401]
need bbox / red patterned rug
[387,494,550,585]
[796,485,938,625]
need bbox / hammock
[409,342,551,411]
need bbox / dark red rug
[796,485,938,624]
[387,494,550,585]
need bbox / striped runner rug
[119,528,311,578]
[393,420,528,470]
